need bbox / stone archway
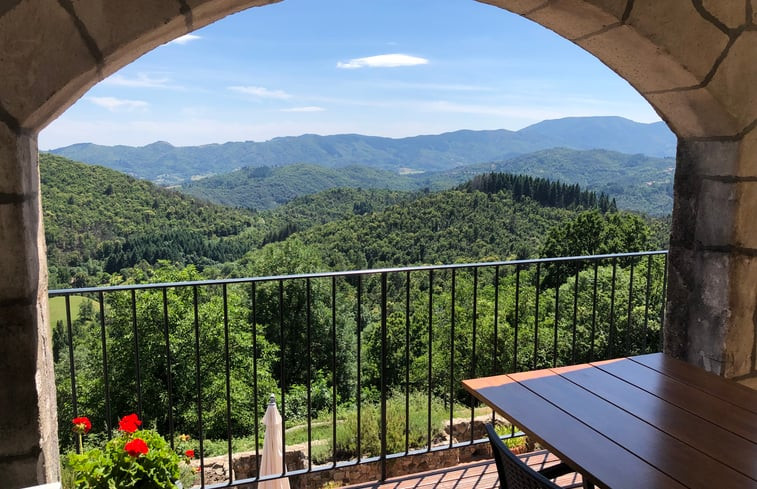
[1,1,755,487]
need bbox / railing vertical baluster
[589,261,599,361]
[493,265,500,375]
[356,275,362,461]
[609,258,618,358]
[470,267,478,442]
[427,269,433,451]
[571,267,579,364]
[626,263,635,355]
[223,284,233,480]
[449,268,456,449]
[331,276,337,468]
[278,280,286,474]
[513,265,521,372]
[131,289,143,418]
[659,254,669,351]
[533,262,541,370]
[160,288,175,448]
[192,285,205,488]
[380,273,388,481]
[98,291,112,437]
[493,264,500,421]
[553,268,559,368]
[405,270,411,454]
[306,278,312,471]
[251,283,259,479]
[643,255,653,353]
[65,294,79,451]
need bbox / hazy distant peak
[143,141,174,149]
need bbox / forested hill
[180,164,418,210]
[243,184,647,274]
[439,148,674,215]
[178,148,673,215]
[40,153,260,287]
[41,152,663,289]
[461,173,617,213]
[49,116,675,184]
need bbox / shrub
[64,414,196,489]
[334,391,447,458]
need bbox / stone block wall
[189,418,506,489]
[192,444,492,489]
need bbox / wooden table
[462,353,757,489]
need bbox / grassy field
[49,295,94,327]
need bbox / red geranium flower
[72,416,92,434]
[185,449,195,458]
[124,438,149,457]
[118,413,142,433]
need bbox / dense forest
[47,152,668,464]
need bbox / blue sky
[39,0,660,150]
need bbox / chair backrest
[485,423,561,489]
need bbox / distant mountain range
[49,116,676,185]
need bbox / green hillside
[41,151,664,290]
[244,185,631,273]
[487,148,674,215]
[180,164,418,210]
[431,148,674,215]
[178,148,674,215]
[40,153,260,287]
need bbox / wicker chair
[485,423,592,489]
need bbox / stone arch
[3,0,751,138]
[1,1,755,487]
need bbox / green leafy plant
[64,414,196,489]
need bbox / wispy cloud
[169,34,202,45]
[228,85,292,100]
[337,53,429,69]
[87,96,149,112]
[104,73,172,89]
[281,106,325,112]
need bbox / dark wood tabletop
[462,353,757,489]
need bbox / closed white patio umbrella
[259,394,291,489]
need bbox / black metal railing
[51,251,668,488]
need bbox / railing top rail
[49,250,668,296]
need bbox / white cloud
[169,34,202,45]
[337,53,429,69]
[228,85,292,100]
[87,97,149,112]
[281,106,325,112]
[104,73,172,88]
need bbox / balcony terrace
[50,252,666,488]
[2,1,757,488]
